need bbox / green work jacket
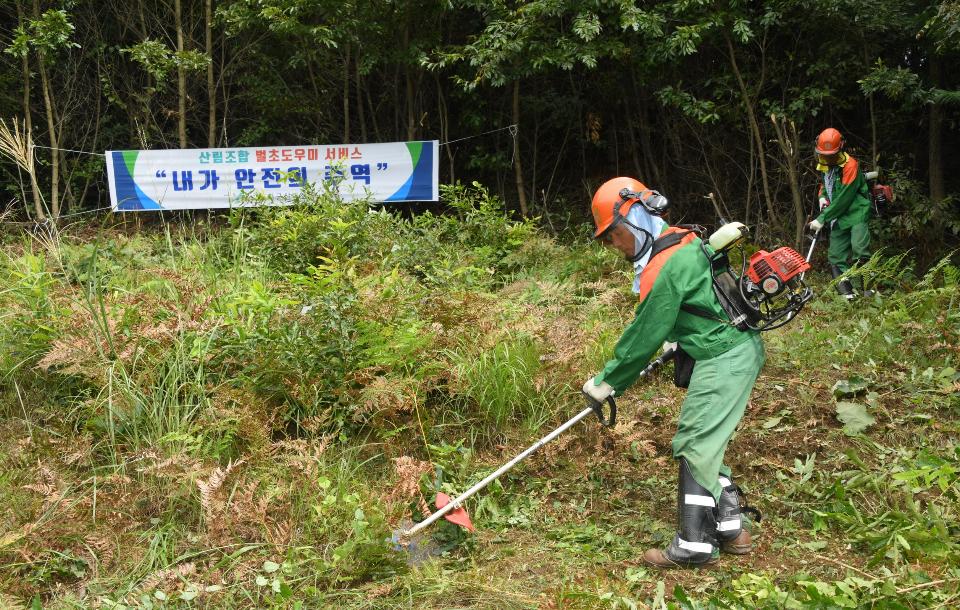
[815,153,872,229]
[595,227,756,394]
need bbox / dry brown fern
[84,534,115,577]
[129,562,197,603]
[196,459,244,522]
[385,456,433,517]
[22,462,66,510]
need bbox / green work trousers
[671,333,765,500]
[827,221,871,272]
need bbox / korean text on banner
[105,141,439,211]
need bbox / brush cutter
[396,348,677,543]
[799,228,819,282]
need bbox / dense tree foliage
[1,0,958,254]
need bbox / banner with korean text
[105,140,439,211]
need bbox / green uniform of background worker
[581,177,765,569]
[807,127,872,299]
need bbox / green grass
[450,334,553,440]
[1,188,958,608]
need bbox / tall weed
[449,334,550,440]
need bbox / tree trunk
[436,72,454,183]
[175,0,187,148]
[770,114,805,249]
[16,0,44,220]
[928,55,944,202]
[31,0,59,218]
[638,101,662,186]
[206,0,216,148]
[356,54,367,143]
[403,19,416,140]
[343,43,351,142]
[629,68,662,185]
[745,126,756,228]
[37,60,59,219]
[405,68,416,141]
[220,39,229,145]
[393,62,400,139]
[366,76,381,142]
[512,80,528,217]
[78,85,103,207]
[862,42,877,165]
[725,34,775,232]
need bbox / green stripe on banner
[122,150,139,175]
[405,142,422,167]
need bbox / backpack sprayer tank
[703,222,813,332]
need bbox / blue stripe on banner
[387,142,434,201]
[405,142,433,200]
[113,151,162,210]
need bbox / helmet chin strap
[621,221,654,263]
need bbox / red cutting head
[435,492,475,532]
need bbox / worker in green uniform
[582,177,765,569]
[807,128,872,299]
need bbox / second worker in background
[807,128,873,300]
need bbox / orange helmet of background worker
[591,177,668,239]
[815,128,844,155]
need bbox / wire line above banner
[439,124,517,147]
[31,144,105,157]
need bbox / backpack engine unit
[864,170,893,218]
[700,223,813,331]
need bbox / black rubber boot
[830,264,856,301]
[717,475,761,554]
[643,459,719,568]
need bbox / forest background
[1,0,959,257]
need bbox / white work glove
[818,197,830,211]
[662,341,678,354]
[582,377,615,404]
[808,219,824,233]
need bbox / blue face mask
[626,205,667,293]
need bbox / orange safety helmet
[815,128,844,155]
[591,177,668,239]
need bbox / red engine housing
[747,247,810,284]
[870,184,893,203]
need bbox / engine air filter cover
[746,247,810,284]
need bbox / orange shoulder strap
[637,227,697,302]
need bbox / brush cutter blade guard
[435,492,475,532]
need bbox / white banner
[105,140,438,211]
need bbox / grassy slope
[1,188,958,609]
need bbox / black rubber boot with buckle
[717,475,761,555]
[830,264,856,301]
[643,459,719,569]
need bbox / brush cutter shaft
[400,348,676,539]
[806,236,818,262]
[800,234,818,281]
[402,405,597,537]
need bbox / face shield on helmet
[592,178,670,263]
